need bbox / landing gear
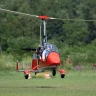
[24,70,31,79]
[24,74,29,79]
[56,69,66,79]
[35,72,37,75]
[52,69,66,78]
[61,74,65,78]
[52,69,56,76]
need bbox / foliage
[0,0,96,52]
[0,44,96,71]
[0,0,96,68]
[0,53,15,71]
[59,44,96,69]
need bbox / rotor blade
[45,16,96,22]
[0,8,38,18]
[0,8,96,21]
[53,18,96,22]
[21,48,36,51]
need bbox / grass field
[0,70,96,96]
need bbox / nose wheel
[24,74,29,79]
[52,69,56,76]
[61,74,65,78]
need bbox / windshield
[46,43,59,53]
[40,43,59,59]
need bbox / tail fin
[16,61,23,72]
[16,61,19,71]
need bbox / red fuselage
[38,52,60,69]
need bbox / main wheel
[25,74,29,79]
[52,69,56,76]
[35,72,37,75]
[61,74,65,78]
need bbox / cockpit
[45,43,59,53]
[41,43,59,59]
[37,43,59,60]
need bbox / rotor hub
[38,15,50,20]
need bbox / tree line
[0,0,96,56]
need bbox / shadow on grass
[0,86,59,89]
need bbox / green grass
[0,70,96,96]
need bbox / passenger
[45,47,50,57]
[37,45,44,59]
[41,49,46,62]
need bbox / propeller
[21,48,36,51]
[0,8,96,21]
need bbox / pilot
[36,45,41,54]
[39,46,44,57]
[45,47,50,57]
[37,45,44,59]
[41,47,51,62]
[41,44,52,62]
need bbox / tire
[35,72,37,75]
[25,74,29,79]
[61,74,65,79]
[52,69,56,76]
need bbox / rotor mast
[39,16,49,45]
[43,19,47,43]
